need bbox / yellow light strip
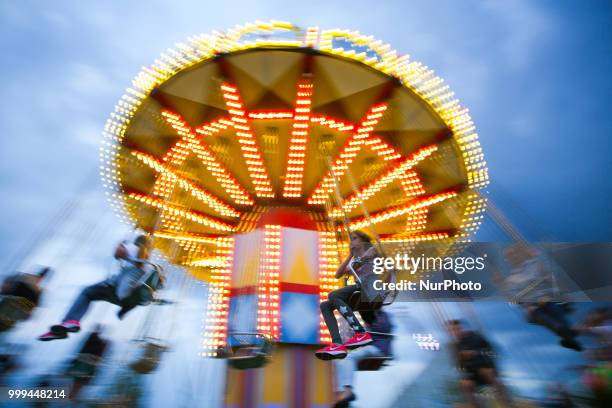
[248,111,293,119]
[380,231,450,243]
[257,225,281,339]
[400,169,427,198]
[202,237,233,355]
[329,145,438,216]
[194,117,233,136]
[404,208,429,233]
[132,150,241,218]
[161,110,254,206]
[282,78,314,198]
[127,193,235,232]
[188,256,229,267]
[308,103,389,205]
[221,83,275,198]
[318,231,341,343]
[346,191,458,230]
[310,115,355,131]
[154,231,233,247]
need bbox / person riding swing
[316,230,380,360]
[38,235,165,341]
[0,266,51,332]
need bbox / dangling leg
[327,285,366,335]
[316,299,348,360]
[321,300,343,345]
[527,303,582,351]
[63,281,116,323]
[327,285,373,349]
[39,281,115,341]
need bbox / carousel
[100,20,488,407]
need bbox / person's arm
[361,246,378,261]
[114,243,128,260]
[335,255,353,279]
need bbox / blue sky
[0,2,610,402]
[1,1,611,263]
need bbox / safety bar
[347,258,363,285]
[228,331,268,336]
[367,331,396,337]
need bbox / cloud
[483,0,557,70]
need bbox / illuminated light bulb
[308,103,389,205]
[282,78,313,198]
[160,110,254,206]
[132,151,241,218]
[257,225,282,339]
[221,83,275,198]
[330,144,437,216]
[346,191,458,230]
[127,193,234,232]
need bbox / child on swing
[316,230,380,360]
[38,235,161,341]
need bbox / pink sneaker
[38,330,68,341]
[315,343,348,360]
[49,320,80,335]
[343,332,373,349]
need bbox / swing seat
[67,353,104,381]
[345,266,396,312]
[129,339,168,374]
[121,266,165,307]
[348,290,383,312]
[357,356,393,371]
[229,350,270,370]
[0,296,35,332]
[226,332,274,370]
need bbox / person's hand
[362,246,377,260]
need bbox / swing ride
[1,19,599,407]
[99,20,489,406]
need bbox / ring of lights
[100,20,488,282]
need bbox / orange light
[282,78,313,198]
[132,150,241,218]
[258,225,282,339]
[329,144,437,216]
[308,103,394,205]
[161,110,254,206]
[346,191,458,230]
[221,83,275,198]
[128,193,235,232]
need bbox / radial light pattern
[100,21,489,282]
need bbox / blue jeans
[63,280,132,322]
[320,285,365,344]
